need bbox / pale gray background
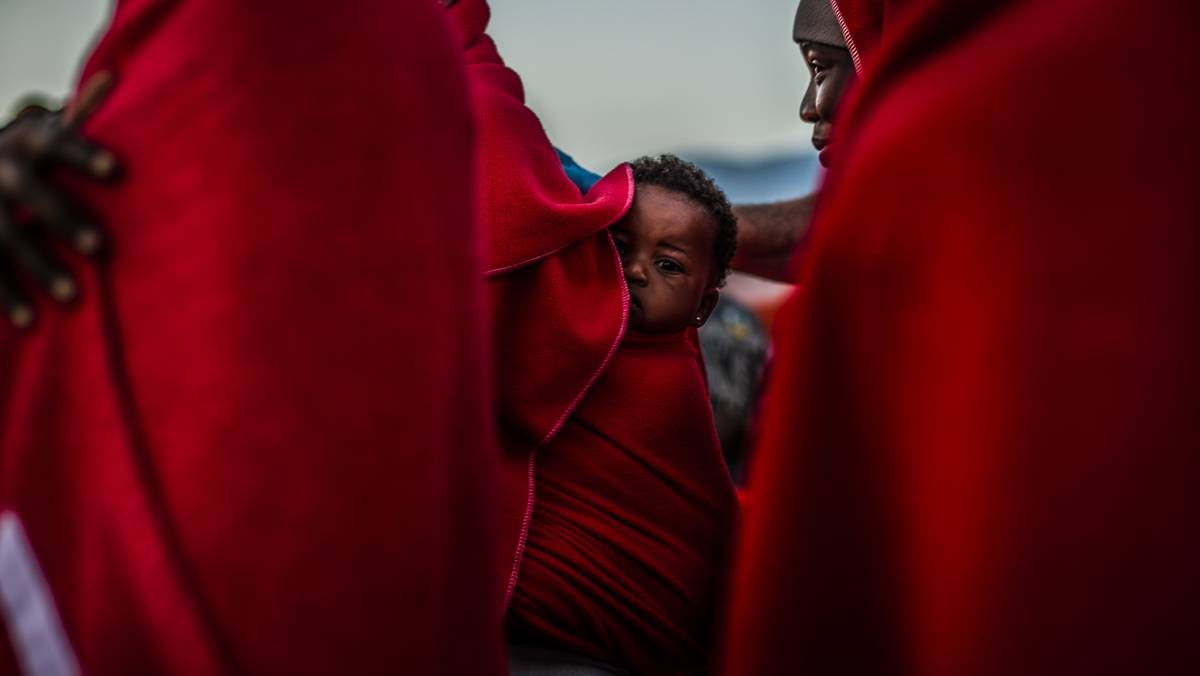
[0,0,813,172]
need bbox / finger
[2,106,117,178]
[0,101,49,139]
[62,71,114,129]
[46,133,118,180]
[12,94,53,119]
[0,159,103,256]
[0,225,78,304]
[29,72,118,178]
[14,102,52,121]
[0,268,34,330]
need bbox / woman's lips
[813,136,833,167]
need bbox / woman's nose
[800,79,819,124]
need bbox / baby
[613,155,737,336]
[441,1,740,672]
[507,155,741,675]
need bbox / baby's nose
[623,260,648,285]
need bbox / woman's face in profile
[798,41,856,167]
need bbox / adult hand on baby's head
[0,73,118,330]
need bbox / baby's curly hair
[629,154,737,287]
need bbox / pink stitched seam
[536,232,630,449]
[502,446,539,607]
[486,244,570,277]
[829,0,864,75]
[501,169,635,608]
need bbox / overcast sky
[0,0,812,170]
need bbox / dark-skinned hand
[0,72,117,330]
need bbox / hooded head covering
[824,0,885,74]
[723,0,1200,674]
[823,1,1008,78]
[793,0,846,49]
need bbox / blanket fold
[444,0,636,604]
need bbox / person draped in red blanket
[722,0,1200,674]
[506,155,740,676]
[0,1,504,674]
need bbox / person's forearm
[731,193,816,282]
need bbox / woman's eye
[656,259,683,274]
[810,60,826,75]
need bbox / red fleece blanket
[508,331,738,675]
[444,0,636,606]
[0,1,503,674]
[723,1,1200,674]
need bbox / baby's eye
[613,239,627,256]
[656,258,683,274]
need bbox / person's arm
[730,193,816,282]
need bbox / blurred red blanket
[0,1,503,674]
[723,1,1200,674]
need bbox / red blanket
[723,1,1200,674]
[444,0,636,606]
[0,1,503,674]
[508,331,738,674]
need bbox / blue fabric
[556,148,602,194]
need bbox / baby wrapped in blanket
[445,1,740,673]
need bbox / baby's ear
[693,289,720,327]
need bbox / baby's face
[611,185,719,335]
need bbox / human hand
[0,73,117,329]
